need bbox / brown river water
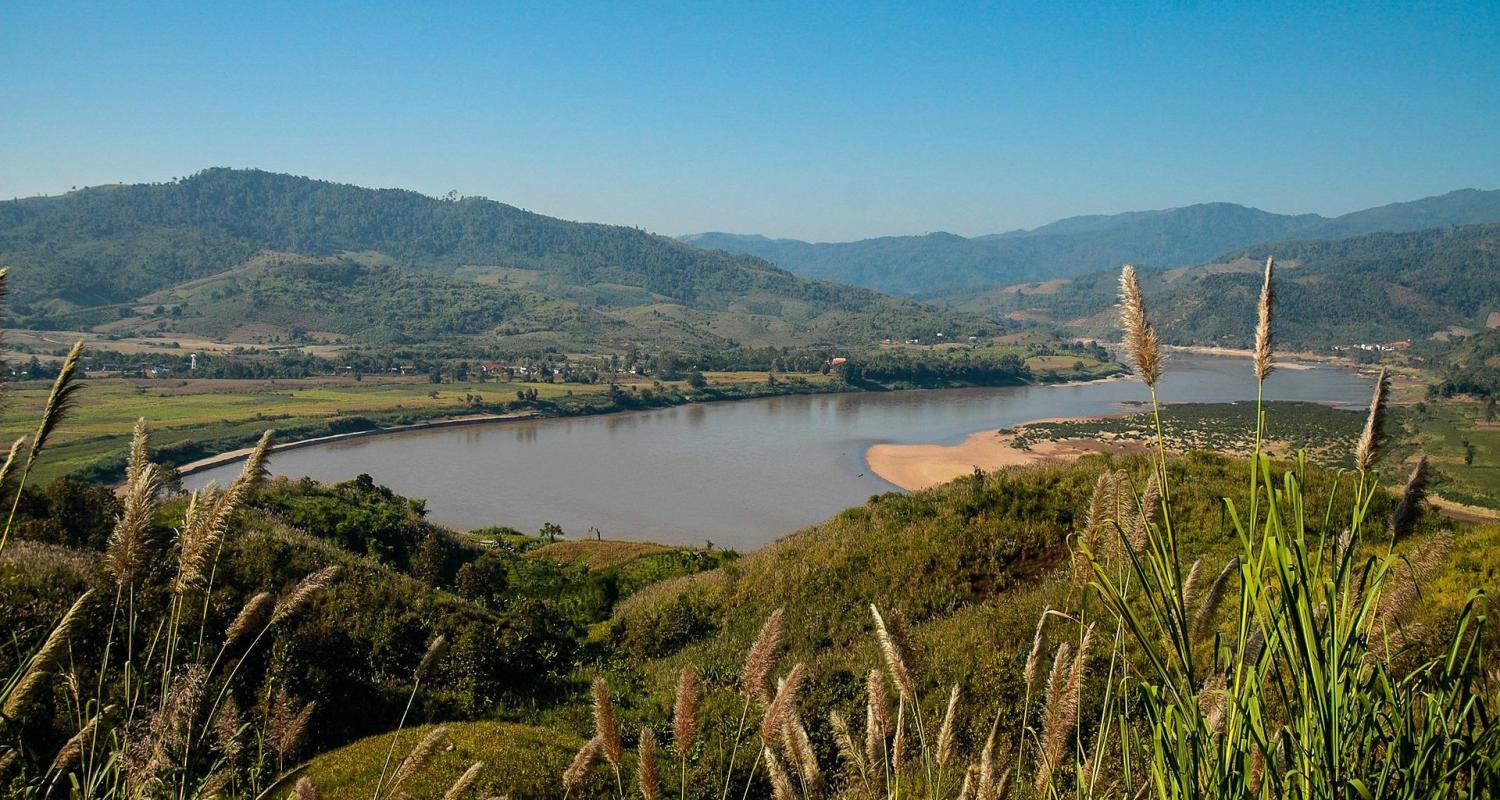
[185,356,1372,549]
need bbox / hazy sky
[3,1,1498,241]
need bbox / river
[185,356,1373,549]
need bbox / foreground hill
[0,169,988,348]
[682,188,1500,298]
[973,222,1500,349]
[295,449,1494,798]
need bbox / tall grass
[0,273,371,797]
[563,257,1497,799]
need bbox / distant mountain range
[969,222,1500,349]
[0,169,989,349]
[680,189,1500,298]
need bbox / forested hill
[0,169,990,347]
[2,168,806,308]
[680,189,1500,298]
[974,222,1500,349]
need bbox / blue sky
[3,1,1497,240]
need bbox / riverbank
[173,412,535,477]
[867,415,1145,490]
[162,368,1129,484]
[1163,344,1327,369]
[866,398,1375,491]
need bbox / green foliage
[253,473,433,568]
[986,223,1500,348]
[1,168,991,348]
[1012,401,1367,467]
[839,348,1032,387]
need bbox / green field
[0,377,579,482]
[1393,398,1500,509]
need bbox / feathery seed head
[1355,369,1390,471]
[870,604,915,700]
[1035,641,1074,794]
[49,707,110,776]
[562,737,602,792]
[763,747,796,800]
[29,339,86,467]
[760,663,805,745]
[891,698,907,775]
[784,714,821,791]
[740,608,785,703]
[637,728,660,800]
[864,669,889,774]
[0,437,23,492]
[223,591,273,650]
[1254,256,1276,381]
[128,418,151,483]
[936,683,960,768]
[107,460,163,588]
[295,777,323,800]
[271,565,341,624]
[1391,456,1430,542]
[391,725,449,794]
[829,711,864,778]
[1182,559,1206,610]
[1023,606,1052,692]
[443,762,484,800]
[1118,265,1163,388]
[1192,558,1239,642]
[1130,471,1162,554]
[417,634,450,682]
[592,678,623,767]
[4,589,92,718]
[671,665,699,758]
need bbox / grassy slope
[601,452,1488,759]
[298,449,1494,798]
[298,721,606,800]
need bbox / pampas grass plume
[740,608,785,702]
[637,728,661,800]
[443,762,484,800]
[671,665,699,758]
[1254,256,1275,381]
[1118,265,1163,388]
[592,678,623,767]
[1355,369,1390,471]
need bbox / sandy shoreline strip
[867,415,1143,491]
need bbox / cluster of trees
[838,348,1031,386]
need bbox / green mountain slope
[973,223,1500,349]
[0,169,990,348]
[681,189,1500,298]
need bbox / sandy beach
[867,419,1144,491]
[1162,344,1321,370]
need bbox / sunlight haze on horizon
[4,1,1498,241]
